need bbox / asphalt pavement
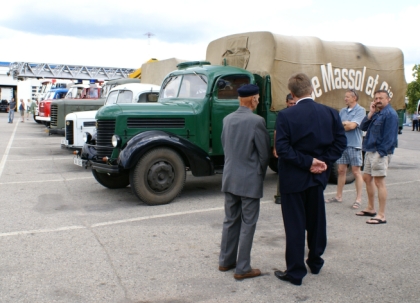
[1,113,419,303]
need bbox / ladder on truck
[8,62,136,81]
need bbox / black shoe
[309,268,321,275]
[274,195,281,204]
[274,270,302,286]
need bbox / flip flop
[352,201,361,209]
[325,197,342,203]
[366,218,387,224]
[355,210,377,217]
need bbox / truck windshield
[115,90,133,103]
[178,74,208,98]
[44,91,54,100]
[105,91,118,105]
[105,90,134,105]
[65,87,84,99]
[160,74,208,99]
[161,76,181,98]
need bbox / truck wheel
[34,115,42,124]
[92,169,130,189]
[268,158,278,173]
[328,163,355,184]
[130,148,186,206]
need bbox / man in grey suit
[218,84,271,280]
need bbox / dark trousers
[219,192,260,274]
[413,120,419,131]
[281,185,327,282]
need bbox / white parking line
[0,177,93,185]
[7,157,72,162]
[0,226,86,237]
[0,122,19,178]
[0,180,419,238]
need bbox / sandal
[352,201,361,209]
[325,197,342,203]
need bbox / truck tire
[130,148,186,206]
[328,163,355,184]
[268,158,278,173]
[92,169,130,189]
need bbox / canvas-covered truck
[84,31,407,206]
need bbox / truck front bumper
[49,128,65,136]
[91,162,120,174]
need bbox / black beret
[237,84,259,97]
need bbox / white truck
[64,83,160,154]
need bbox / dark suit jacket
[275,98,346,194]
[221,106,271,199]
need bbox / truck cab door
[210,75,250,155]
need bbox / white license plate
[61,139,69,145]
[73,158,83,167]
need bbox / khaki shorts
[363,151,392,177]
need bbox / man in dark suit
[274,73,346,285]
[219,84,271,280]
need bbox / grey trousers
[219,192,260,274]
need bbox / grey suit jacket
[221,106,271,199]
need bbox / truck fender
[118,130,214,176]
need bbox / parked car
[0,100,9,113]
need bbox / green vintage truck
[84,32,407,206]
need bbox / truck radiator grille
[83,121,96,127]
[65,120,74,144]
[96,120,116,158]
[50,105,58,126]
[127,118,185,128]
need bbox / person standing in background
[325,89,365,209]
[412,112,419,131]
[26,99,32,120]
[8,98,16,123]
[19,99,26,122]
[356,90,398,224]
[273,93,296,204]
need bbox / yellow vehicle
[128,58,158,79]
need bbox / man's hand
[310,158,327,174]
[273,147,278,158]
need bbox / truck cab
[64,83,160,151]
[49,83,102,135]
[83,61,277,205]
[36,88,68,125]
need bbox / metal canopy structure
[8,62,136,81]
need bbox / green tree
[406,64,420,114]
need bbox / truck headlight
[83,132,92,143]
[112,135,121,147]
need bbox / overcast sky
[0,0,418,82]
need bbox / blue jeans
[8,109,15,122]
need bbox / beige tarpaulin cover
[141,58,188,86]
[206,31,407,111]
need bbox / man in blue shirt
[356,90,398,224]
[325,89,365,209]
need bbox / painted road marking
[2,179,419,238]
[0,122,19,178]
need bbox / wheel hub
[147,161,174,192]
